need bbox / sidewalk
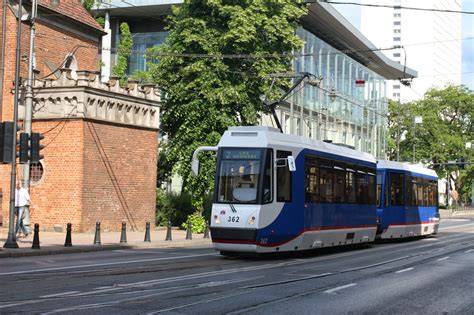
[439,209,474,219]
[0,226,213,258]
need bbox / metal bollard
[93,222,101,245]
[144,221,151,242]
[120,221,127,243]
[186,220,192,240]
[165,220,172,241]
[31,223,40,249]
[203,220,210,239]
[64,223,72,247]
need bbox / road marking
[436,256,450,261]
[40,291,80,298]
[324,283,357,294]
[0,253,219,276]
[465,249,474,253]
[395,267,414,274]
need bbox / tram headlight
[214,215,220,224]
[247,216,256,225]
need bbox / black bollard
[120,221,127,243]
[31,223,40,249]
[93,222,101,245]
[64,223,72,247]
[165,220,172,241]
[186,220,192,240]
[203,220,210,239]
[144,221,151,242]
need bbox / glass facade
[273,28,388,159]
[124,28,389,159]
[127,32,168,75]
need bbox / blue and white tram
[376,160,440,239]
[192,126,378,254]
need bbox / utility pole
[396,98,400,161]
[3,0,23,248]
[22,0,37,190]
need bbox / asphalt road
[0,218,473,315]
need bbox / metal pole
[396,99,400,161]
[412,118,416,163]
[22,0,37,190]
[3,0,23,248]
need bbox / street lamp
[413,116,422,163]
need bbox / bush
[155,189,195,227]
[181,212,206,234]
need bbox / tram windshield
[216,148,272,204]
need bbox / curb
[0,240,214,258]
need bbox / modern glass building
[93,1,417,159]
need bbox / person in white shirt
[15,181,30,238]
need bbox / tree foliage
[81,0,94,12]
[388,85,473,202]
[149,1,307,208]
[112,22,133,84]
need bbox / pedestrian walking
[15,181,31,238]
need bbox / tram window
[428,181,435,206]
[412,179,419,206]
[277,150,292,202]
[390,173,404,206]
[305,156,319,203]
[405,175,414,206]
[262,150,273,204]
[422,179,429,206]
[320,167,334,203]
[376,172,383,207]
[356,170,368,204]
[367,173,376,204]
[416,178,424,206]
[345,170,356,203]
[333,168,345,203]
[384,172,389,207]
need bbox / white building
[360,0,462,102]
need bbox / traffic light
[30,133,44,163]
[458,157,466,170]
[0,122,14,164]
[18,133,29,164]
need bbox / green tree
[149,1,307,208]
[389,85,474,202]
[81,0,94,12]
[112,22,133,84]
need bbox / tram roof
[377,160,438,178]
[218,126,376,164]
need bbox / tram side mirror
[191,158,200,176]
[287,156,296,172]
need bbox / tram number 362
[227,216,240,223]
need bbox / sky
[331,0,474,90]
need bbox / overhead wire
[324,1,474,15]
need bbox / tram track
[0,224,472,314]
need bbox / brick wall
[83,120,158,232]
[1,119,158,232]
[0,5,158,232]
[27,119,85,231]
[0,4,100,226]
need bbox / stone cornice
[21,69,161,130]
